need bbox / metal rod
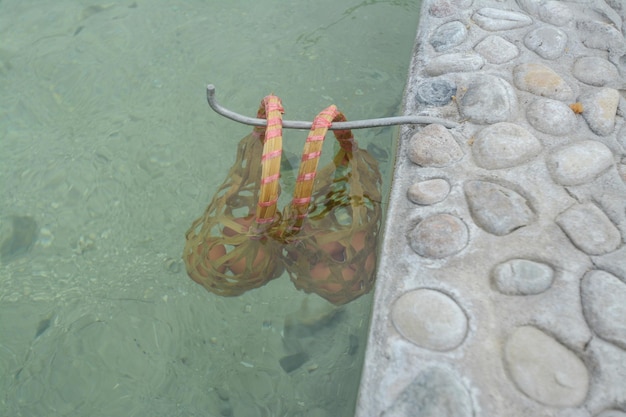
[206,84,459,130]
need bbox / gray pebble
[472,122,542,169]
[464,180,535,236]
[526,98,577,136]
[474,35,519,64]
[415,77,457,106]
[425,52,484,76]
[556,202,621,256]
[408,214,469,258]
[573,57,620,87]
[391,290,468,351]
[581,270,626,350]
[518,0,573,26]
[407,178,451,205]
[577,20,626,64]
[408,124,463,167]
[492,259,554,295]
[504,326,589,407]
[459,75,517,124]
[473,8,532,31]
[524,27,567,60]
[547,140,614,186]
[430,21,467,52]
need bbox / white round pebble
[573,57,620,87]
[472,8,532,31]
[459,75,517,124]
[464,181,535,236]
[504,326,589,407]
[425,53,484,76]
[537,0,573,26]
[517,0,573,26]
[408,214,469,258]
[555,202,621,256]
[408,124,463,167]
[524,27,567,60]
[526,98,577,136]
[474,35,519,64]
[472,122,542,169]
[407,178,451,205]
[430,21,467,52]
[578,20,626,59]
[581,270,626,350]
[547,140,614,186]
[492,259,554,295]
[391,289,468,351]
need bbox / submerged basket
[183,95,285,297]
[280,105,382,305]
[184,96,382,305]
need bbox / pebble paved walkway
[356,0,626,416]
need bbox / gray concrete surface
[356,0,626,416]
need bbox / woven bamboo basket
[182,95,285,297]
[279,105,382,305]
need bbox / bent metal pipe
[206,84,460,130]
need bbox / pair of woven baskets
[183,95,382,305]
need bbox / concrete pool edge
[357,0,626,416]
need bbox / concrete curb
[357,0,626,415]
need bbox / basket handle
[285,105,354,234]
[254,95,284,225]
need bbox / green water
[0,1,420,416]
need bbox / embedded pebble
[459,75,517,124]
[428,0,473,18]
[415,77,457,106]
[407,179,451,205]
[577,20,626,63]
[425,53,484,76]
[547,140,614,186]
[592,246,626,282]
[384,367,473,417]
[556,202,621,256]
[472,122,542,169]
[408,214,469,258]
[408,124,463,167]
[581,270,626,350]
[430,21,467,52]
[517,0,573,26]
[513,63,574,100]
[464,181,534,236]
[536,1,573,26]
[573,57,620,87]
[579,88,620,136]
[472,8,532,31]
[474,35,519,64]
[504,326,589,407]
[524,27,567,60]
[391,289,467,351]
[526,98,577,136]
[492,259,554,295]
